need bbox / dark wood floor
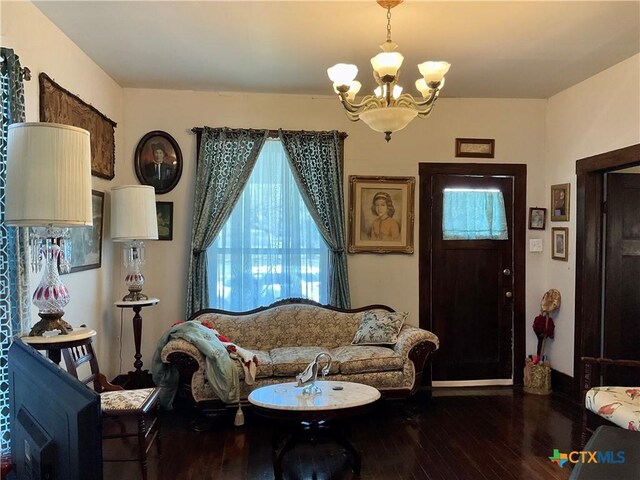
[104,388,583,480]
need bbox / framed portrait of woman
[348,175,415,254]
[134,130,183,194]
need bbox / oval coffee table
[249,380,380,479]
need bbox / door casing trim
[418,163,527,385]
[574,143,640,399]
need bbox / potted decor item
[524,289,561,395]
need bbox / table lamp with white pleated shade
[6,122,92,336]
[111,185,158,301]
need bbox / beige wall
[2,1,124,373]
[4,1,638,383]
[543,54,640,377]
[121,89,548,376]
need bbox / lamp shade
[6,122,92,227]
[111,185,158,241]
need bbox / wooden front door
[419,164,526,384]
[603,173,640,385]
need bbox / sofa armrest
[161,338,205,400]
[393,326,439,358]
[394,326,439,395]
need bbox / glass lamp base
[29,313,73,337]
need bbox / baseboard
[551,368,577,402]
[432,379,513,387]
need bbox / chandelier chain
[386,7,392,42]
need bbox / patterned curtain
[0,48,31,453]
[279,130,350,308]
[186,127,268,317]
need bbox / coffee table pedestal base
[273,420,360,480]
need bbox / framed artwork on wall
[528,207,546,230]
[348,175,415,254]
[156,201,173,241]
[455,138,495,158]
[552,227,569,261]
[64,190,105,273]
[134,131,183,194]
[550,183,570,221]
[39,73,117,180]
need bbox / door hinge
[602,200,607,214]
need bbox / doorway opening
[574,143,640,397]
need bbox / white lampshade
[6,123,92,227]
[418,61,451,86]
[111,185,158,241]
[371,52,404,78]
[327,64,358,86]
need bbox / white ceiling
[33,1,640,99]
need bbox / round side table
[20,327,97,365]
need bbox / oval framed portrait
[134,130,183,194]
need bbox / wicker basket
[523,359,551,395]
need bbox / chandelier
[327,0,450,142]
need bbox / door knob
[505,291,513,298]
[503,269,511,276]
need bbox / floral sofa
[160,299,439,415]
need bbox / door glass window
[442,188,508,240]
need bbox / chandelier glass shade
[327,0,450,141]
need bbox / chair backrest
[62,340,104,393]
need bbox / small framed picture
[552,227,569,261]
[134,130,183,195]
[528,207,546,230]
[455,138,495,158]
[64,190,104,273]
[156,202,173,241]
[550,183,570,222]
[348,175,415,254]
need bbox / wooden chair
[62,340,161,480]
[580,356,640,446]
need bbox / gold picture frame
[551,227,569,261]
[550,183,570,221]
[348,175,415,254]
[455,138,495,158]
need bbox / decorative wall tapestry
[39,72,117,180]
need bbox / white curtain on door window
[443,188,508,240]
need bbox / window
[207,139,329,310]
[442,188,508,240]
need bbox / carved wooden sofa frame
[165,299,438,420]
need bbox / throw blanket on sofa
[151,321,244,408]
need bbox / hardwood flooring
[104,388,583,480]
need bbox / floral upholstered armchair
[581,356,640,445]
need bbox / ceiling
[33,1,640,99]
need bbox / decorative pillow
[352,311,407,346]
